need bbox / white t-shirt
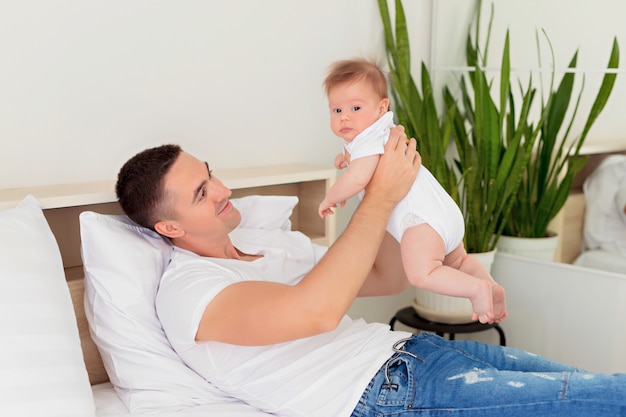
[156,227,410,417]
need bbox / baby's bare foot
[492,284,507,322]
[470,280,495,324]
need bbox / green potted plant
[380,0,542,254]
[378,0,539,323]
[443,3,543,256]
[498,36,620,261]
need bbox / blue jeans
[350,333,626,416]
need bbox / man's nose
[217,183,232,201]
[209,181,232,201]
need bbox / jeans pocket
[375,357,414,407]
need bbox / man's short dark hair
[116,144,182,230]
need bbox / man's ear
[154,220,185,239]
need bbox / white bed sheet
[92,383,272,417]
[574,249,626,274]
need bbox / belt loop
[383,337,424,390]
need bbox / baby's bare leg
[400,224,446,288]
[444,244,491,280]
[401,225,494,323]
[446,245,507,322]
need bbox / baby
[319,59,506,324]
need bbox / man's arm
[358,231,411,297]
[197,127,420,346]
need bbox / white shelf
[0,164,336,211]
[218,164,337,190]
[1,163,337,250]
[0,180,117,210]
[579,139,626,156]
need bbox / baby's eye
[351,106,361,111]
[332,108,342,114]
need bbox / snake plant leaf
[576,37,620,152]
[394,0,410,90]
[499,32,511,131]
[544,53,577,145]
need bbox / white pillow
[80,195,298,412]
[232,195,298,231]
[0,195,95,417]
[582,154,626,256]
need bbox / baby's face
[327,79,388,142]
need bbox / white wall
[0,0,429,190]
[10,2,624,189]
[0,0,432,324]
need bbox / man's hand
[366,125,420,205]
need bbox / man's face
[161,152,241,243]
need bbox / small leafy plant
[503,36,620,238]
[442,2,543,253]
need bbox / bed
[0,164,336,417]
[552,141,626,273]
[92,382,271,417]
[2,150,623,416]
[573,153,626,273]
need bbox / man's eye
[208,169,213,179]
[351,106,361,111]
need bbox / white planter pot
[412,250,496,324]
[496,232,559,261]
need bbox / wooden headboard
[0,164,336,386]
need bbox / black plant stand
[389,306,506,346]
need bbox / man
[116,127,625,416]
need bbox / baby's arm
[334,153,348,170]
[319,155,380,217]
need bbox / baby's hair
[323,58,388,99]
